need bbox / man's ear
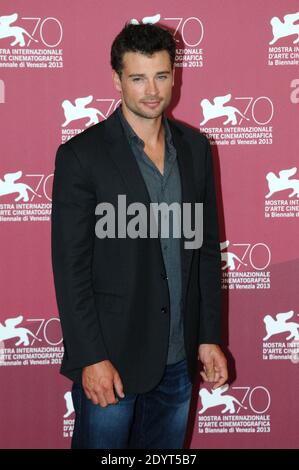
[112,70,122,93]
[172,67,175,86]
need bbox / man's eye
[157,76,167,80]
[132,77,143,82]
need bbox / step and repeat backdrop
[0,0,298,449]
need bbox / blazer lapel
[103,109,152,209]
[168,119,197,305]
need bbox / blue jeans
[71,358,193,449]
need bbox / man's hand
[198,344,228,389]
[82,360,125,407]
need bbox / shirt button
[161,306,168,314]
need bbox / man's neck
[121,104,165,148]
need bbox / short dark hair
[110,23,176,77]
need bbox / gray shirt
[116,105,186,364]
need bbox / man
[51,23,228,449]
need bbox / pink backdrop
[0,0,298,448]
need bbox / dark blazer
[51,107,222,394]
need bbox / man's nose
[145,79,159,95]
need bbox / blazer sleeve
[51,142,109,373]
[198,137,222,345]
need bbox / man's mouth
[142,100,161,108]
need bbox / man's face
[112,50,174,119]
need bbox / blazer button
[161,273,168,280]
[161,306,168,314]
